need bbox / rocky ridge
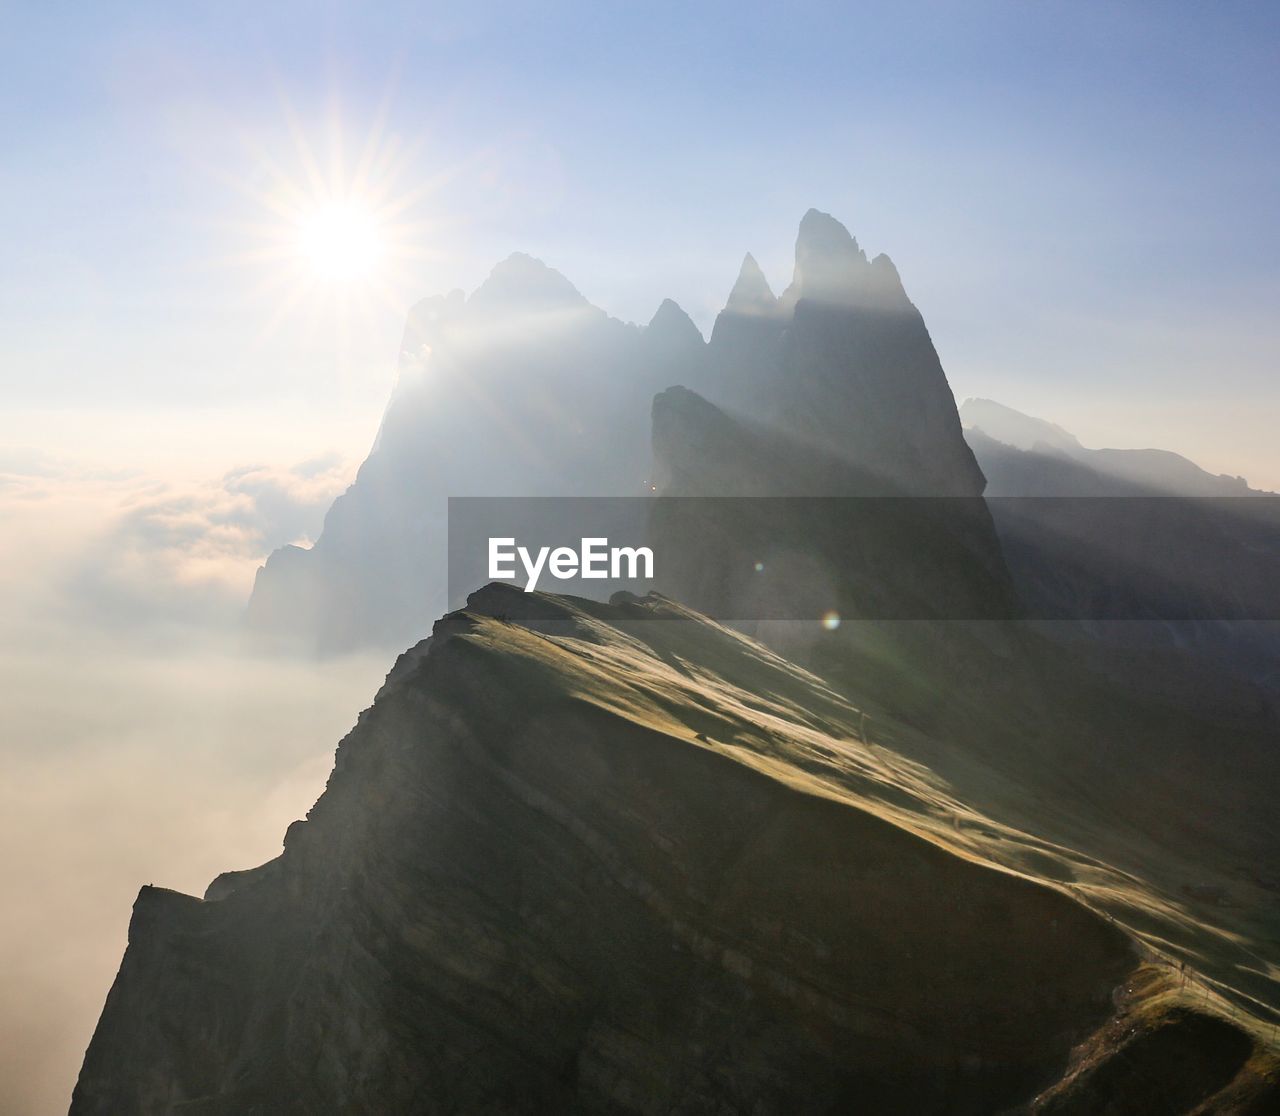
[74,585,1279,1113]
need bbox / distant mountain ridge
[959,397,1280,706]
[960,397,1267,497]
[249,209,981,653]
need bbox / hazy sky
[2,0,1277,484]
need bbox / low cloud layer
[0,447,388,1114]
[3,449,353,635]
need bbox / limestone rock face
[721,251,777,317]
[647,383,1029,743]
[648,384,1019,623]
[709,210,985,496]
[247,212,983,652]
[645,297,705,352]
[246,252,687,653]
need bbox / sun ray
[196,89,467,362]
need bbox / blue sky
[2,0,1278,482]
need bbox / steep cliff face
[74,585,1278,1114]
[247,253,685,654]
[709,210,985,497]
[649,384,1017,615]
[646,382,1030,750]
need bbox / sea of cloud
[0,443,390,1114]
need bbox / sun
[215,103,454,349]
[296,201,386,283]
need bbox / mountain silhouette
[77,218,1280,1112]
[960,397,1263,497]
[960,398,1280,706]
[248,210,981,653]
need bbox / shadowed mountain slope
[960,398,1264,497]
[74,586,1279,1114]
[959,399,1280,706]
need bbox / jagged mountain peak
[251,209,988,651]
[468,251,588,310]
[791,208,867,293]
[723,251,778,317]
[869,251,906,293]
[783,209,915,312]
[646,297,705,345]
[797,207,864,257]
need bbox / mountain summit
[248,210,983,653]
[785,206,870,304]
[710,209,983,495]
[468,251,590,311]
[722,251,778,316]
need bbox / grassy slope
[451,584,1279,1109]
